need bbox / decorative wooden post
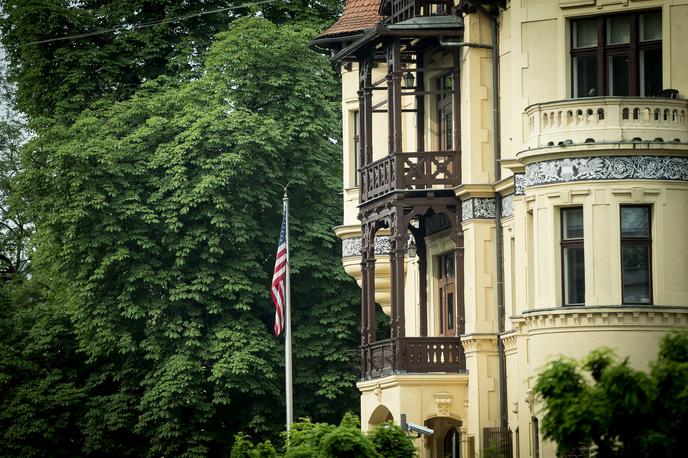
[359,51,374,202]
[410,222,428,337]
[365,224,377,346]
[452,49,461,155]
[416,46,425,153]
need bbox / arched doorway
[425,416,463,458]
[442,427,460,458]
[368,404,393,430]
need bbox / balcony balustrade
[360,150,460,204]
[383,0,453,24]
[362,336,466,379]
[524,97,688,151]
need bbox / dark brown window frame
[436,252,455,336]
[561,207,585,306]
[436,73,454,151]
[620,205,653,305]
[571,10,662,98]
[353,110,360,186]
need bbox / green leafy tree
[319,424,380,458]
[368,421,417,458]
[0,53,31,279]
[7,17,358,457]
[534,332,688,457]
[230,433,278,458]
[0,0,342,122]
[0,283,89,458]
[234,414,416,458]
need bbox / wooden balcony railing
[362,336,466,379]
[361,155,396,203]
[360,150,460,204]
[383,0,454,24]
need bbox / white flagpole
[283,189,294,432]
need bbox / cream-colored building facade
[313,1,688,456]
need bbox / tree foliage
[0,55,31,280]
[534,332,688,457]
[0,0,342,122]
[232,415,417,458]
[1,16,359,457]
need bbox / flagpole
[283,189,294,432]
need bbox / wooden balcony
[362,336,466,379]
[360,150,460,204]
[382,0,454,24]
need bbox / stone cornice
[501,331,519,354]
[501,159,525,174]
[516,144,687,165]
[522,306,688,333]
[357,373,469,392]
[494,176,515,195]
[461,333,499,353]
[335,225,391,240]
[454,184,495,199]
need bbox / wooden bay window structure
[325,1,467,379]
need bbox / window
[561,207,585,306]
[353,110,360,186]
[437,252,455,336]
[571,11,662,97]
[621,206,652,304]
[436,74,454,150]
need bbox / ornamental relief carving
[433,392,453,417]
[342,236,391,258]
[525,156,688,188]
[501,194,514,219]
[461,200,473,221]
[514,173,526,196]
[462,198,496,221]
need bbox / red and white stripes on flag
[271,212,287,336]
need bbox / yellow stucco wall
[335,1,688,456]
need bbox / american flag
[271,212,287,336]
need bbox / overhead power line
[26,0,280,46]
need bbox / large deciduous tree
[2,17,358,457]
[534,332,688,457]
[0,0,342,122]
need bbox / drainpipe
[465,0,508,432]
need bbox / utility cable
[25,0,280,46]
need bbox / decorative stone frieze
[342,236,392,257]
[501,194,514,219]
[525,155,688,188]
[514,173,526,196]
[461,198,496,221]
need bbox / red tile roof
[320,0,383,38]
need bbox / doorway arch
[368,404,394,429]
[425,416,463,458]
